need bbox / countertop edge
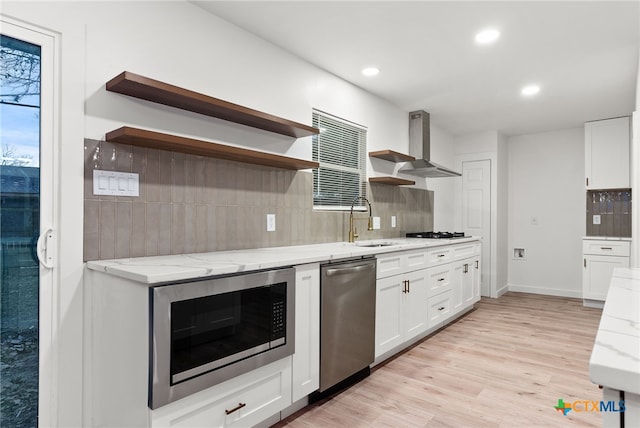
[85,237,481,284]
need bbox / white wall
[496,133,509,295]
[507,128,585,297]
[428,124,457,231]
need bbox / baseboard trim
[507,284,582,299]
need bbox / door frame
[454,151,500,298]
[1,16,60,427]
[461,159,492,297]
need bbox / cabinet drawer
[428,291,452,329]
[376,252,404,278]
[377,249,428,278]
[152,359,292,428]
[426,246,452,267]
[426,265,452,297]
[583,240,630,256]
[452,242,480,261]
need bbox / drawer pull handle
[225,402,246,415]
[437,278,445,282]
[438,306,445,311]
[437,254,445,258]
[600,247,613,250]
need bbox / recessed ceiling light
[362,67,380,77]
[521,85,541,96]
[475,29,500,44]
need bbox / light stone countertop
[582,236,632,241]
[589,267,640,394]
[85,237,480,284]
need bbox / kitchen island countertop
[589,267,640,395]
[86,237,480,284]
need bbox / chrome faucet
[348,196,373,243]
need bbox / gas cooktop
[405,231,465,239]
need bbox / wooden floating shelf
[369,150,415,163]
[105,127,319,171]
[369,177,416,186]
[106,71,319,139]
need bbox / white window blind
[312,110,367,210]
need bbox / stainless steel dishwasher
[318,257,376,393]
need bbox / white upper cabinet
[585,117,630,189]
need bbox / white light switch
[93,170,139,196]
[266,214,276,232]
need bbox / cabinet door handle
[225,402,246,415]
[600,247,613,250]
[584,258,587,268]
[407,279,410,293]
[402,280,407,293]
[586,177,589,187]
[475,260,479,269]
[463,264,468,274]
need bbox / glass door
[1,21,54,428]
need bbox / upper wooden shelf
[368,150,415,163]
[106,71,319,139]
[105,127,319,171]
[369,177,416,186]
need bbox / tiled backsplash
[84,139,434,261]
[586,189,632,237]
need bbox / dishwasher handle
[325,262,375,277]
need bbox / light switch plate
[93,170,139,196]
[593,214,601,225]
[266,214,276,232]
[373,217,381,230]
[391,216,397,228]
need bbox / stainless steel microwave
[149,267,295,409]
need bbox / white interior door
[462,160,491,296]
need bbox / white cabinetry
[448,242,481,320]
[375,249,428,357]
[291,264,320,402]
[152,358,292,428]
[585,117,630,189]
[583,239,631,302]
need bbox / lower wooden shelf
[369,177,415,186]
[105,126,319,170]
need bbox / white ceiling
[194,1,640,137]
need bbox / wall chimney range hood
[398,110,461,178]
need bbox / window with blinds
[312,110,367,210]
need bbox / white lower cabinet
[375,268,428,357]
[376,241,482,359]
[583,239,630,301]
[151,358,292,428]
[452,255,481,314]
[291,263,320,402]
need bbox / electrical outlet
[266,214,276,232]
[530,216,539,226]
[373,217,381,230]
[593,214,601,225]
[391,216,397,228]
[513,248,526,260]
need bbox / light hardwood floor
[275,292,604,427]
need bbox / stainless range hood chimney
[398,110,461,178]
